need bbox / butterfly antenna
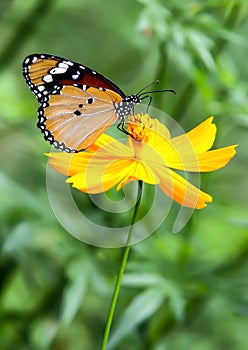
[137,80,160,96]
[139,89,176,98]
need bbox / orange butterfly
[23,54,141,152]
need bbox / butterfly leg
[117,117,141,142]
[139,95,152,113]
[117,117,130,136]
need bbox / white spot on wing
[50,67,68,74]
[43,74,53,83]
[72,71,80,80]
[37,85,45,91]
[58,62,69,69]
[64,60,74,66]
[39,116,45,123]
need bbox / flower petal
[66,159,125,193]
[153,118,217,170]
[151,117,236,172]
[170,117,217,154]
[145,118,171,147]
[115,160,160,190]
[87,133,127,154]
[153,165,212,209]
[155,142,238,173]
[194,144,238,171]
[66,158,160,193]
[46,152,92,176]
[154,138,190,170]
[46,135,134,177]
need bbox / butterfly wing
[22,53,126,102]
[22,54,126,151]
[38,84,123,152]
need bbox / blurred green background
[0,0,248,349]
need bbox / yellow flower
[46,113,237,209]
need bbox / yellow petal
[154,138,189,170]
[66,159,122,193]
[153,165,212,209]
[46,135,134,176]
[151,117,171,139]
[46,152,92,176]
[151,118,237,173]
[170,117,217,154]
[195,144,238,171]
[153,118,216,169]
[145,117,171,147]
[66,158,159,193]
[90,135,134,159]
[134,116,216,163]
[65,158,128,193]
[87,133,114,151]
[155,142,238,172]
[115,160,160,190]
[103,159,139,192]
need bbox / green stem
[100,181,143,350]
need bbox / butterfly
[22,53,143,153]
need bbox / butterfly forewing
[23,54,125,102]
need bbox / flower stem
[100,181,143,350]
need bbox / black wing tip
[22,54,39,67]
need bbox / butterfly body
[22,54,140,152]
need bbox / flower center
[126,113,152,142]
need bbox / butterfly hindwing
[38,84,122,152]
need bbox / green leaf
[59,256,90,325]
[108,288,165,349]
[187,30,215,70]
[122,272,164,287]
[30,317,58,349]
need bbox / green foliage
[0,0,247,349]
